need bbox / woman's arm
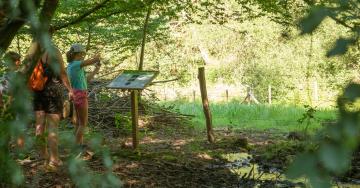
[54,48,73,99]
[87,63,101,82]
[80,54,100,68]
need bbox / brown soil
[12,93,360,187]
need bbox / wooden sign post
[131,90,139,148]
[107,70,158,149]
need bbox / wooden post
[193,90,196,102]
[198,67,215,143]
[268,85,272,105]
[226,89,229,102]
[131,90,139,149]
[245,86,251,105]
[313,81,319,102]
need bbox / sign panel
[107,70,158,90]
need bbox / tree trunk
[0,0,59,54]
[0,20,25,53]
[138,6,152,71]
[86,25,92,51]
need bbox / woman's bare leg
[35,111,47,159]
[46,113,61,163]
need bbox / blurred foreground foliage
[286,1,360,187]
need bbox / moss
[161,154,178,162]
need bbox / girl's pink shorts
[73,89,87,108]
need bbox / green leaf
[89,134,102,151]
[106,173,122,187]
[286,153,317,179]
[319,144,349,173]
[326,38,356,57]
[308,173,331,188]
[299,6,329,34]
[103,154,113,169]
[343,83,360,101]
[11,165,24,185]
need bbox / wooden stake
[268,85,272,104]
[193,90,196,102]
[313,81,319,102]
[131,90,139,149]
[226,89,229,102]
[198,67,215,143]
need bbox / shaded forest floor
[10,89,359,187]
[16,115,360,188]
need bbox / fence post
[313,81,319,102]
[268,85,272,104]
[226,89,229,102]
[193,90,196,102]
[198,67,215,143]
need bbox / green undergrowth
[253,140,310,169]
[159,100,337,133]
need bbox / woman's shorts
[33,80,64,114]
[73,89,88,108]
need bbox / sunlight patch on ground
[140,137,167,144]
[125,162,139,169]
[218,152,285,181]
[171,139,193,150]
[196,153,213,160]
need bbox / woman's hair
[5,51,21,62]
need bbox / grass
[159,100,337,133]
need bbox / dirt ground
[15,115,360,188]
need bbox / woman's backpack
[28,56,48,91]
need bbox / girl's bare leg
[75,99,88,145]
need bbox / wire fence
[149,82,339,107]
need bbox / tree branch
[149,78,179,85]
[0,19,25,52]
[54,0,111,31]
[328,13,355,30]
[302,1,355,30]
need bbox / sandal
[46,160,63,171]
[75,150,94,161]
[75,144,94,160]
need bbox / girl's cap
[71,43,85,53]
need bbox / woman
[32,43,73,169]
[66,44,101,154]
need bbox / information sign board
[107,70,158,90]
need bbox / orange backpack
[28,57,48,91]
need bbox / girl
[66,44,101,154]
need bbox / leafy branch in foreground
[286,1,360,187]
[287,83,360,187]
[299,1,359,57]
